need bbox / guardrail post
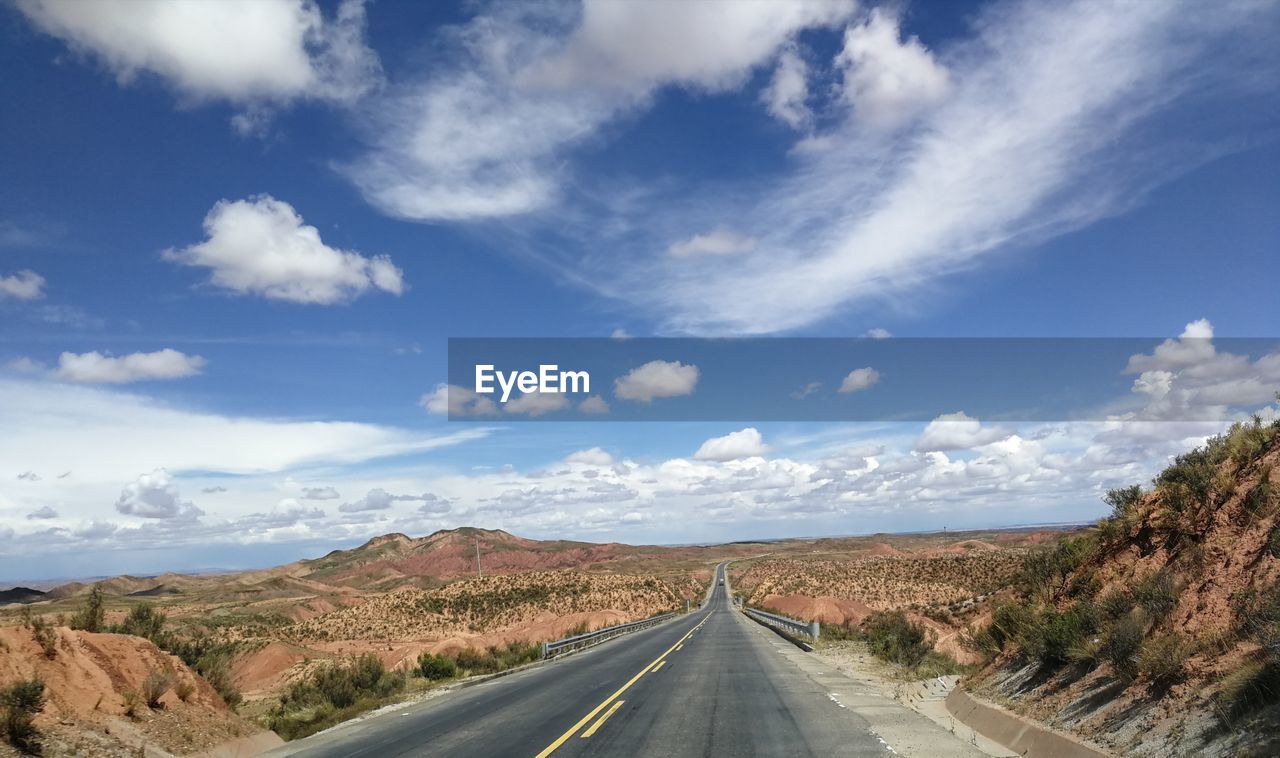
[809,620,820,641]
[541,641,549,659]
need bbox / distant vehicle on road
[718,579,724,585]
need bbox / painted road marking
[535,613,711,757]
[580,700,625,739]
[675,643,683,651]
[652,660,666,672]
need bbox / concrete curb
[945,688,1113,758]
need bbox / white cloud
[839,367,880,393]
[866,328,892,339]
[694,428,770,461]
[164,195,403,304]
[53,349,206,384]
[835,9,950,129]
[346,1,854,221]
[792,381,823,400]
[15,0,380,107]
[503,391,570,417]
[5,357,45,375]
[301,486,340,501]
[17,471,40,481]
[338,487,396,513]
[420,384,499,417]
[762,46,812,129]
[668,227,757,257]
[560,0,1275,334]
[565,447,614,466]
[116,469,204,521]
[579,395,610,414]
[26,506,58,520]
[0,377,487,482]
[915,412,1013,452]
[614,360,700,402]
[0,270,45,300]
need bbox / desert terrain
[3,418,1279,757]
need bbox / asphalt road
[268,565,909,757]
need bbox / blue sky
[0,0,1277,581]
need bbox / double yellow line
[534,612,710,757]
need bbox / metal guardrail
[541,612,678,659]
[743,607,820,642]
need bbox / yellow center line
[534,613,711,758]
[652,660,666,672]
[580,700,625,739]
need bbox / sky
[0,0,1278,582]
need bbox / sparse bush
[455,647,499,673]
[821,622,858,642]
[417,653,457,680]
[1134,572,1178,623]
[1214,659,1280,725]
[1104,485,1144,520]
[1101,613,1146,681]
[1243,469,1276,518]
[269,654,407,740]
[122,689,142,719]
[143,670,173,709]
[1018,603,1097,669]
[112,603,167,643]
[987,601,1034,652]
[1,678,45,755]
[175,679,195,702]
[863,610,932,668]
[20,608,57,659]
[1137,632,1189,686]
[69,586,106,633]
[1097,590,1131,621]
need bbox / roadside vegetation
[822,610,967,679]
[1,678,45,755]
[963,416,1280,734]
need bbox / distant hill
[0,586,45,605]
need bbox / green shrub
[1137,632,1189,686]
[1214,659,1280,725]
[20,608,57,659]
[1101,613,1146,681]
[1,680,45,754]
[1022,603,1097,668]
[1243,470,1276,518]
[821,623,858,642]
[69,586,105,633]
[417,653,457,680]
[863,611,932,668]
[143,670,173,709]
[1097,590,1131,621]
[112,603,167,642]
[1104,485,1144,520]
[1134,572,1178,622]
[987,601,1034,651]
[455,647,499,673]
[269,654,408,740]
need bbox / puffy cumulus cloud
[420,384,498,417]
[694,428,769,462]
[338,488,444,514]
[1119,319,1280,420]
[578,395,610,415]
[915,412,1014,452]
[26,505,58,520]
[115,469,204,521]
[15,0,380,115]
[346,1,853,221]
[238,499,326,529]
[17,471,40,481]
[52,349,205,384]
[762,46,812,129]
[165,196,403,304]
[0,270,45,300]
[835,9,950,129]
[526,0,854,92]
[668,227,757,257]
[338,487,397,513]
[839,367,880,394]
[564,447,613,466]
[301,486,340,501]
[503,391,570,417]
[614,360,699,402]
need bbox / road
[269,564,980,757]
